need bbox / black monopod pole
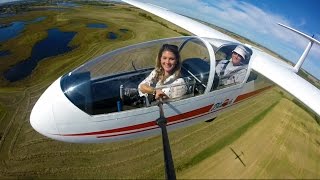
[156,98,176,180]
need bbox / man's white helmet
[232,45,248,60]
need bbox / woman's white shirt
[138,69,187,98]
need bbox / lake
[56,2,79,7]
[3,28,76,82]
[107,32,118,39]
[0,21,24,42]
[0,50,10,57]
[1,17,131,82]
[0,16,46,43]
[87,23,107,28]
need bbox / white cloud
[142,0,307,47]
[4,0,318,78]
[138,0,320,78]
[297,18,307,27]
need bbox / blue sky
[135,0,320,79]
[1,0,319,79]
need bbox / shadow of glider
[230,147,246,167]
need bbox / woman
[138,44,186,100]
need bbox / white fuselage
[30,37,273,143]
[30,74,270,143]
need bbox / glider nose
[30,81,60,138]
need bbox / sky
[133,0,320,79]
[1,0,319,79]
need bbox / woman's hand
[155,89,167,100]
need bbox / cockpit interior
[60,37,252,115]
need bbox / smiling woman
[0,2,191,179]
[58,36,209,116]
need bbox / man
[215,45,249,86]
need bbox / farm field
[0,2,319,179]
[0,2,187,178]
[179,96,320,179]
[2,82,319,179]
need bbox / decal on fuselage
[210,98,233,111]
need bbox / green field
[0,2,319,179]
[180,95,320,179]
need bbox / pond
[119,28,129,33]
[29,16,46,23]
[3,28,76,82]
[56,2,79,7]
[87,23,107,28]
[107,32,117,39]
[0,50,10,57]
[0,16,46,43]
[0,21,24,42]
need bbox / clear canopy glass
[60,37,213,115]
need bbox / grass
[177,100,280,171]
[0,87,282,179]
[0,3,320,179]
[178,96,320,179]
[0,3,185,178]
[292,98,320,125]
[274,88,320,125]
[0,4,186,87]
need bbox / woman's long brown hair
[154,44,181,84]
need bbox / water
[0,13,16,18]
[107,32,117,39]
[119,28,129,33]
[0,21,25,42]
[0,16,46,43]
[30,7,67,12]
[29,17,46,23]
[56,2,79,7]
[3,28,77,82]
[0,50,10,57]
[87,23,107,28]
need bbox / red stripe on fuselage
[97,105,213,138]
[60,86,272,138]
[62,121,157,136]
[234,86,273,103]
[167,105,212,122]
[61,104,212,137]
